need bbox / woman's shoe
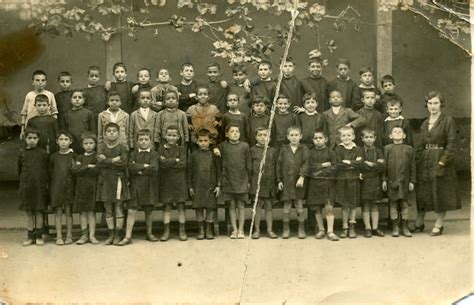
[430,226,444,236]
[408,223,425,233]
[117,238,132,246]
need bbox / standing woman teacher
[412,91,461,235]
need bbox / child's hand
[342,160,351,165]
[112,156,121,163]
[243,79,251,92]
[189,188,195,198]
[98,154,106,161]
[20,128,25,140]
[356,157,362,161]
[220,80,228,88]
[87,164,96,168]
[292,106,305,114]
[364,161,375,167]
[214,186,221,197]
[105,81,112,91]
[296,177,304,188]
[131,84,139,94]
[409,183,414,191]
[321,162,331,168]
[160,156,165,160]
[144,164,150,168]
[382,181,387,191]
[175,158,180,163]
[189,93,196,98]
[278,182,284,191]
[376,94,381,100]
[376,159,384,163]
[213,148,221,157]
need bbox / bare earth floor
[0,219,470,305]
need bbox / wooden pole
[105,14,122,81]
[375,0,392,84]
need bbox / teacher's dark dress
[415,113,461,213]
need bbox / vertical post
[375,0,392,84]
[105,14,122,81]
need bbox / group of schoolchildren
[18,54,417,247]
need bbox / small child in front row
[360,129,385,238]
[222,93,250,143]
[218,124,251,239]
[188,129,221,240]
[120,129,160,246]
[98,91,130,146]
[382,126,415,238]
[72,133,100,245]
[303,130,339,241]
[249,127,277,239]
[49,131,76,245]
[277,126,309,239]
[158,125,188,241]
[18,128,49,246]
[334,126,363,238]
[97,122,131,245]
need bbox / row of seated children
[19,115,414,246]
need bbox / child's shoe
[401,220,412,237]
[315,230,326,239]
[197,222,205,240]
[56,237,65,246]
[408,223,425,233]
[65,236,74,245]
[35,229,44,246]
[76,229,89,245]
[327,231,339,241]
[205,222,214,239]
[23,230,35,247]
[160,223,170,241]
[349,223,357,238]
[237,230,245,239]
[340,228,349,238]
[364,229,372,238]
[298,221,306,239]
[230,230,238,239]
[282,221,290,239]
[146,234,159,242]
[267,231,278,239]
[372,228,385,237]
[251,230,260,239]
[117,238,132,246]
[179,223,187,241]
[104,230,115,245]
[113,229,122,245]
[391,219,400,237]
[89,236,100,244]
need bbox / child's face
[426,97,442,115]
[137,70,151,85]
[35,101,49,115]
[389,127,406,142]
[157,69,170,83]
[138,91,152,108]
[252,102,266,115]
[282,62,295,78]
[232,71,247,85]
[362,132,376,147]
[329,91,342,107]
[276,98,290,113]
[108,95,121,111]
[197,88,209,105]
[88,69,100,86]
[336,63,350,79]
[255,130,269,146]
[382,81,395,93]
[387,103,402,118]
[32,74,47,91]
[71,92,85,108]
[207,66,220,82]
[137,135,152,150]
[197,135,210,150]
[226,94,239,110]
[226,127,240,142]
[257,64,272,80]
[82,138,96,153]
[180,66,194,81]
[25,133,39,148]
[56,134,72,150]
[304,98,317,113]
[113,66,127,81]
[165,129,179,145]
[58,76,72,91]
[105,127,119,142]
[340,130,355,145]
[164,93,178,109]
[312,132,327,148]
[362,92,376,109]
[287,129,302,145]
[308,62,322,77]
[360,72,373,86]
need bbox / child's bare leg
[296,199,306,239]
[34,212,44,245]
[229,200,238,238]
[23,211,35,246]
[340,207,349,238]
[370,203,383,237]
[161,204,171,241]
[196,208,205,240]
[237,200,245,238]
[104,202,115,245]
[362,202,371,230]
[389,200,400,237]
[314,206,325,238]
[177,202,187,241]
[54,207,64,245]
[77,212,89,245]
[325,203,338,241]
[400,200,412,237]
[88,212,99,244]
[113,202,125,245]
[252,200,262,235]
[144,208,158,241]
[282,200,292,238]
[205,208,215,239]
[64,205,73,244]
[122,208,136,241]
[264,199,276,238]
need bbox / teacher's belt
[424,144,444,150]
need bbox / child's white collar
[359,84,375,89]
[337,75,350,81]
[339,142,356,149]
[59,149,74,154]
[138,148,151,153]
[84,151,95,156]
[305,110,318,115]
[385,115,404,122]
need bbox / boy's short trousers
[223,192,249,202]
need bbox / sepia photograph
[0,0,471,304]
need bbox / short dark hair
[156,67,170,78]
[207,62,220,70]
[232,64,247,74]
[308,57,322,65]
[361,89,376,97]
[112,62,127,73]
[165,125,179,133]
[361,128,376,137]
[252,95,268,105]
[136,129,152,139]
[258,60,272,70]
[80,132,97,144]
[180,62,194,71]
[137,68,151,77]
[137,88,152,97]
[34,94,49,105]
[107,91,121,100]
[71,89,85,97]
[225,123,240,133]
[359,66,373,75]
[336,58,351,68]
[56,130,73,141]
[196,128,211,138]
[88,66,100,74]
[313,129,327,138]
[32,70,47,80]
[381,74,395,86]
[255,126,269,136]
[57,71,72,81]
[24,127,40,138]
[303,92,317,103]
[196,85,209,93]
[104,122,120,132]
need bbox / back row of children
[19,56,415,246]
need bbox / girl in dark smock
[413,91,461,236]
